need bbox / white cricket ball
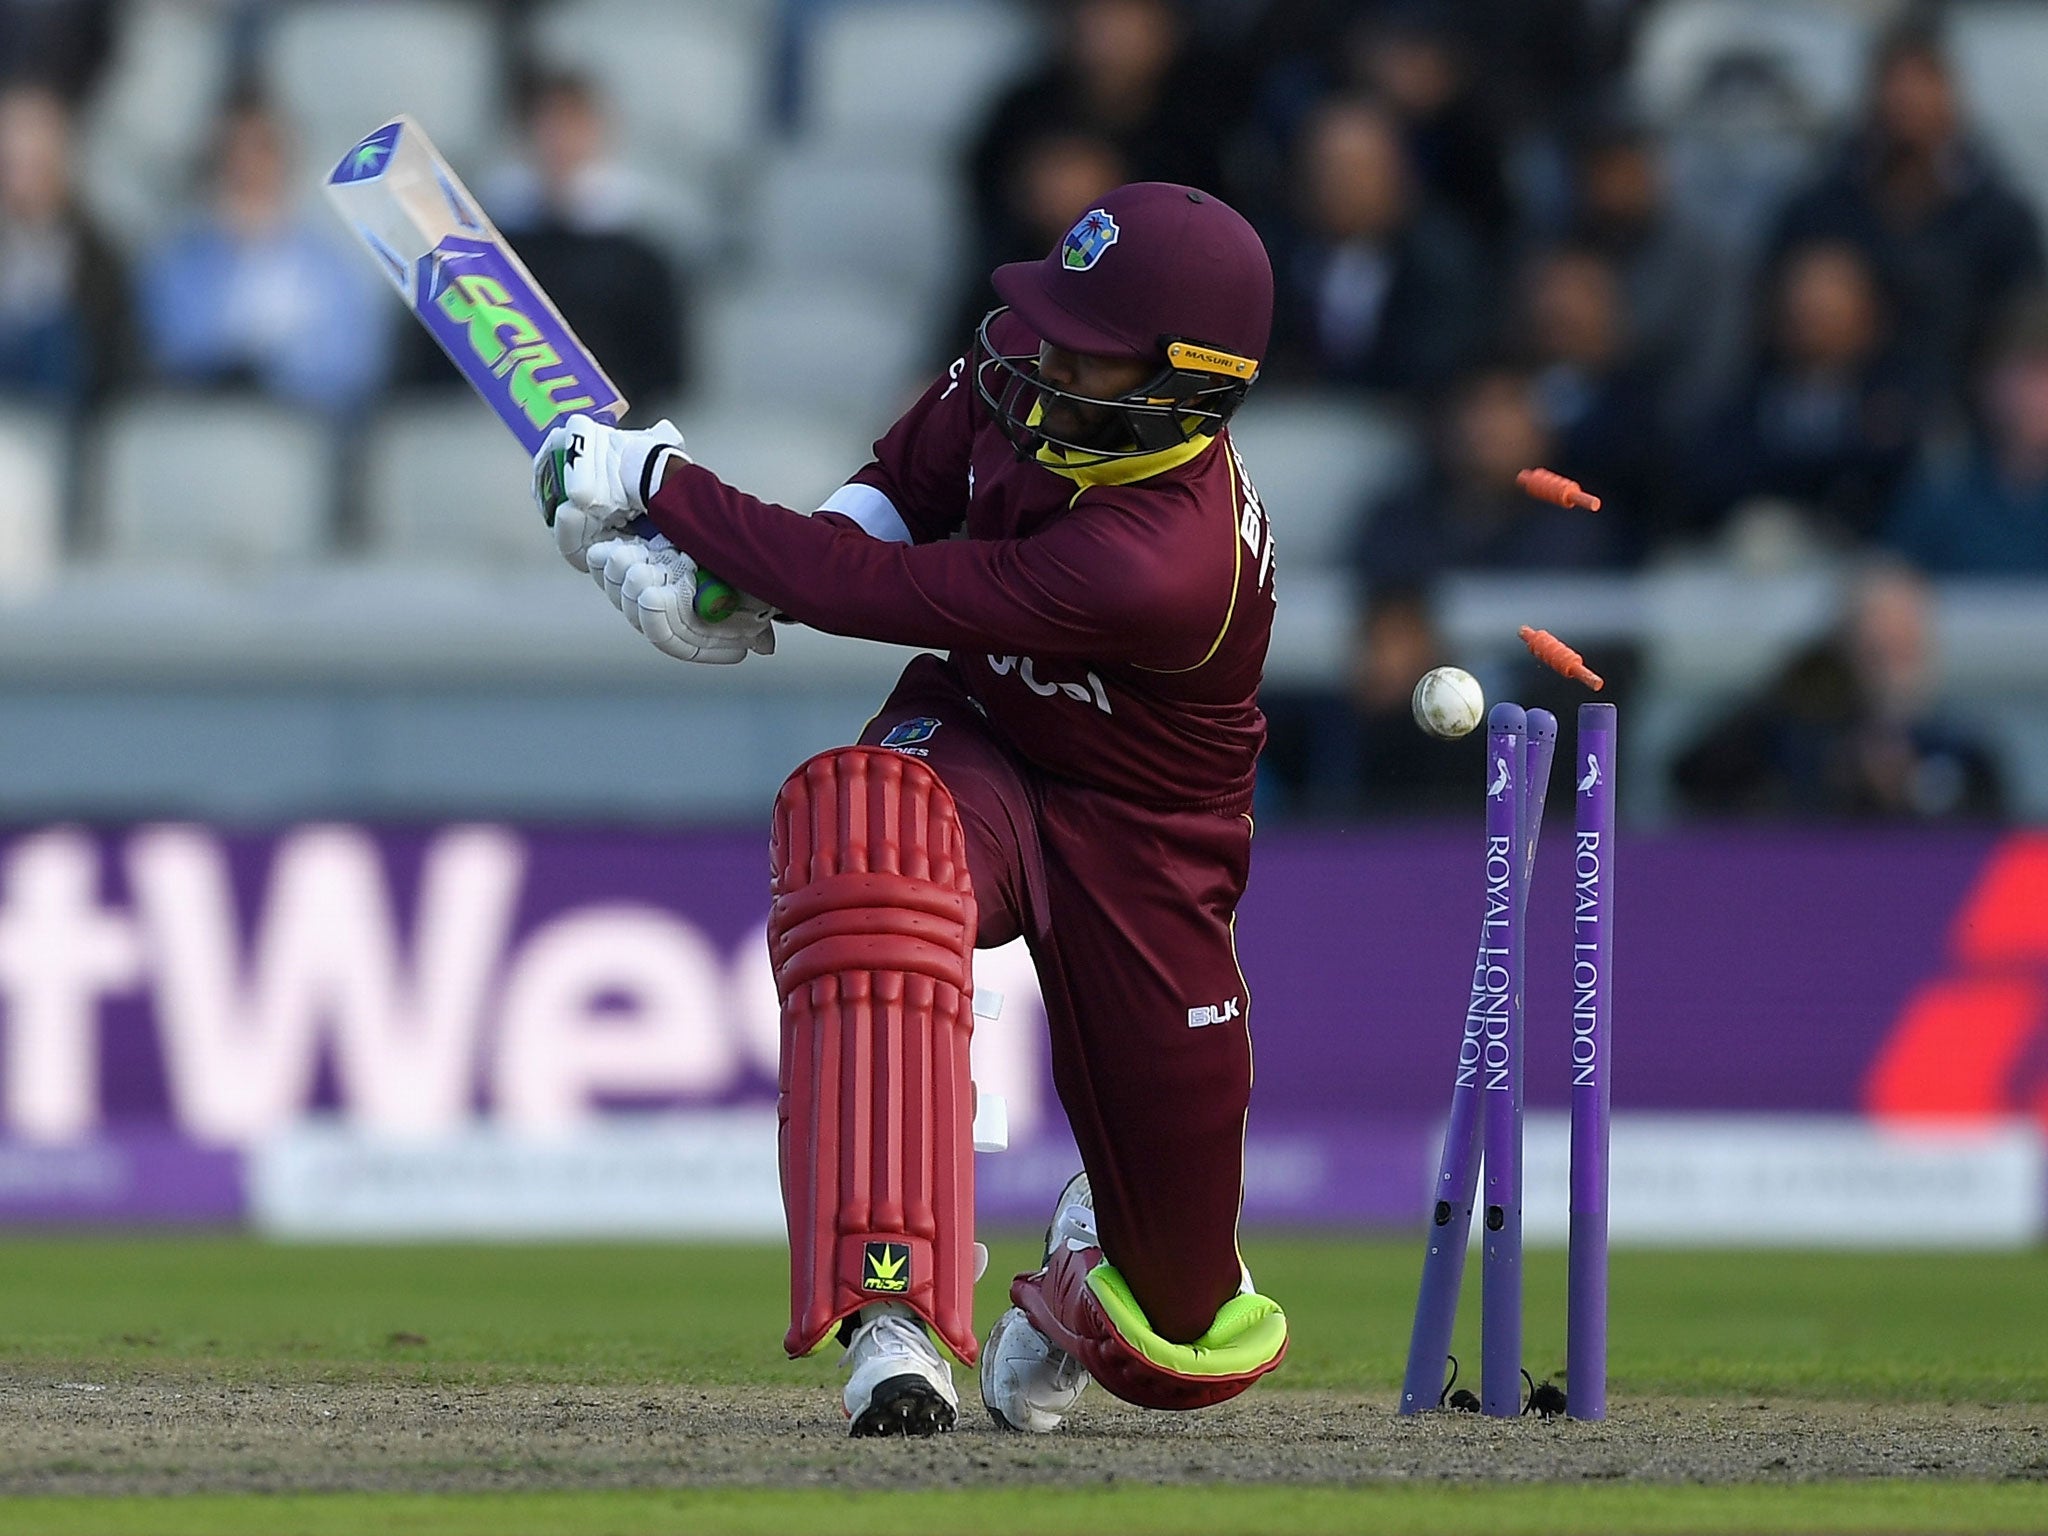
[1411,666,1485,739]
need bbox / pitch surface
[4,1382,2046,1496]
[1,1238,2044,1528]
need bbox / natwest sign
[0,825,1049,1148]
[0,822,2043,1240]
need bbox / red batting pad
[772,747,981,1363]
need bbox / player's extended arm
[839,352,980,545]
[643,459,1209,668]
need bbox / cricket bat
[323,114,736,620]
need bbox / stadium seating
[800,0,1043,149]
[530,0,778,184]
[0,407,65,599]
[90,398,335,576]
[362,399,554,568]
[695,275,930,422]
[74,0,234,246]
[262,2,503,169]
[1948,4,2048,221]
[755,145,967,304]
[9,0,2048,828]
[1631,0,1874,131]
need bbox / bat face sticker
[329,122,402,185]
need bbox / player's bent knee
[771,747,982,1364]
[1012,1239,1289,1411]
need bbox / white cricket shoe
[842,1303,959,1438]
[981,1171,1094,1433]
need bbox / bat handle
[584,411,738,624]
[694,575,740,623]
[624,513,739,622]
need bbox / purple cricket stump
[1400,701,1536,1414]
[1399,705,1554,1415]
[1522,710,1558,882]
[1480,703,1526,1418]
[1569,702,1616,1420]
[1398,1054,1481,1414]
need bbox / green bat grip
[624,511,738,621]
[693,575,739,623]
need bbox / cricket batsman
[532,183,1288,1436]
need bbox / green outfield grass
[3,1236,2046,1534]
[3,1234,2045,1402]
[2,1484,2047,1536]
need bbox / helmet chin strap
[1034,425,1219,487]
[972,309,1255,466]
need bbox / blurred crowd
[955,0,2028,823]
[0,5,686,418]
[960,1,2048,578]
[0,0,2037,823]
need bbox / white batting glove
[587,536,776,665]
[532,414,690,572]
[636,564,777,663]
[588,534,650,612]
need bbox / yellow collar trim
[1029,403,1216,487]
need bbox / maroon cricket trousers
[861,654,1254,1344]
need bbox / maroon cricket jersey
[643,315,1277,812]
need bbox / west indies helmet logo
[1062,209,1121,270]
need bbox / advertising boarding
[0,823,2039,1242]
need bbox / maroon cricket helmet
[975,181,1275,460]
